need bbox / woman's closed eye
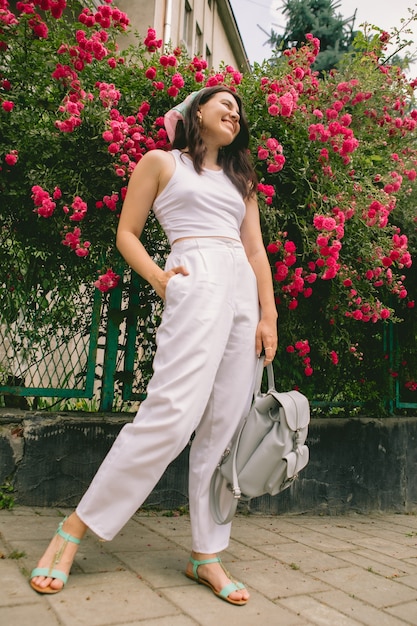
[222,101,240,119]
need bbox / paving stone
[335,548,413,579]
[385,600,417,625]
[228,521,293,547]
[0,560,42,607]
[46,570,181,626]
[314,589,412,626]
[168,582,307,626]
[314,564,417,608]
[240,514,307,535]
[2,508,417,625]
[279,594,364,625]
[371,514,417,532]
[136,616,198,625]
[100,520,174,552]
[278,528,355,552]
[67,540,128,575]
[347,546,417,575]
[113,547,187,588]
[287,520,373,543]
[255,540,349,573]
[136,512,192,538]
[239,557,330,599]
[397,573,417,591]
[223,537,271,561]
[355,526,417,548]
[0,512,65,541]
[0,603,62,625]
[351,536,417,560]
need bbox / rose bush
[0,0,416,411]
[245,27,417,411]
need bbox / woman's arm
[240,193,278,362]
[116,150,188,300]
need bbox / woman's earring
[197,112,203,125]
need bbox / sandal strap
[218,581,245,600]
[29,518,82,589]
[56,519,81,545]
[189,556,220,579]
[30,567,68,584]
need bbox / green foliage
[0,482,15,510]
[0,1,416,411]
[8,549,26,559]
[242,30,417,408]
[265,0,357,72]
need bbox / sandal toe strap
[30,567,68,584]
[218,581,244,599]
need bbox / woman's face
[198,91,241,146]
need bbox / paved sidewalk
[1,507,417,625]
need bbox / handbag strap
[253,355,275,398]
[231,357,275,499]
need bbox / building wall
[116,0,249,71]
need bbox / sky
[229,0,417,74]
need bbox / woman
[30,86,278,606]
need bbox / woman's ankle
[191,550,218,561]
[62,512,88,539]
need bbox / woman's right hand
[154,265,189,300]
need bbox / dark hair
[172,86,258,199]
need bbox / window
[205,45,212,69]
[195,23,203,56]
[183,1,193,51]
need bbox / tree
[265,0,357,72]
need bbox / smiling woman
[169,86,256,198]
[29,85,278,607]
[198,92,241,152]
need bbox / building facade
[116,0,250,72]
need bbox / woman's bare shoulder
[139,149,174,168]
[129,149,174,186]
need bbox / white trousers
[76,238,259,553]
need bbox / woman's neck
[202,145,221,170]
[181,146,222,171]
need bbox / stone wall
[1,410,416,514]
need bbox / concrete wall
[1,410,417,514]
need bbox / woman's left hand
[256,317,278,364]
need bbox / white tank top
[152,149,246,245]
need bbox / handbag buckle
[217,447,231,468]
[226,482,242,498]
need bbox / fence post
[100,283,123,411]
[384,321,395,414]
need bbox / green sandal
[30,517,81,594]
[185,556,248,606]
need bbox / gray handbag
[210,357,310,525]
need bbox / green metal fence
[1,277,416,413]
[0,272,161,412]
[387,321,417,412]
[0,287,101,407]
[98,272,161,411]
